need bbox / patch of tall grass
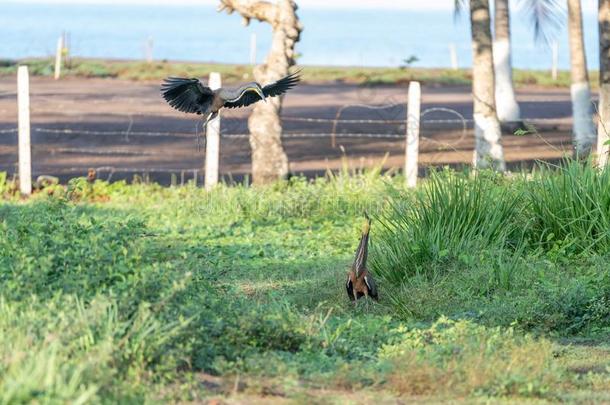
[528,161,610,256]
[373,160,610,332]
[372,170,523,285]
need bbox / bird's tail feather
[353,213,371,275]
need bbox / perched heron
[160,71,301,131]
[346,214,378,305]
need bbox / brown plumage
[346,214,378,304]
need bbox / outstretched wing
[222,70,301,109]
[262,70,301,98]
[161,77,214,115]
[221,83,265,109]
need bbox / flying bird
[346,213,378,305]
[160,70,301,131]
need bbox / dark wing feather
[161,77,214,115]
[262,70,301,98]
[346,277,355,301]
[222,70,301,109]
[364,274,378,301]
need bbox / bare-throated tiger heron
[160,71,301,131]
[346,214,378,305]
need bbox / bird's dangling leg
[202,111,218,132]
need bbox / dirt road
[0,76,577,184]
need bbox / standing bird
[160,71,301,131]
[346,214,378,305]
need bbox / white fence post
[145,36,154,63]
[250,33,257,65]
[405,81,421,188]
[449,43,458,70]
[18,66,32,195]
[205,72,222,190]
[598,84,610,168]
[54,36,63,80]
[551,40,558,81]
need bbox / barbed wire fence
[1,69,573,194]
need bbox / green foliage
[1,167,609,402]
[372,161,610,335]
[372,170,522,284]
[381,318,559,397]
[0,58,589,88]
[0,172,18,199]
[527,161,610,255]
[0,171,400,402]
[0,172,6,194]
[0,296,189,404]
[0,201,146,298]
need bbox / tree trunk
[598,0,610,167]
[493,0,520,124]
[470,0,505,171]
[568,0,596,156]
[218,0,302,184]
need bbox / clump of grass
[527,160,610,256]
[371,170,523,285]
[380,318,559,398]
[0,295,189,404]
[371,162,610,333]
[0,172,19,199]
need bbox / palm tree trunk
[598,0,610,167]
[493,0,520,124]
[568,0,596,156]
[219,0,302,184]
[470,0,505,171]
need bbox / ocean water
[0,2,600,70]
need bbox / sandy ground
[0,76,578,184]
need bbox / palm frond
[518,0,565,46]
[454,0,468,21]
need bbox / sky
[13,0,600,12]
[11,0,456,10]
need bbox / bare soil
[0,76,579,184]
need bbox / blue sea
[0,2,600,69]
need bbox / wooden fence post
[205,72,222,190]
[405,81,421,188]
[54,36,63,80]
[18,66,32,195]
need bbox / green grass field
[0,57,586,88]
[1,162,609,403]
